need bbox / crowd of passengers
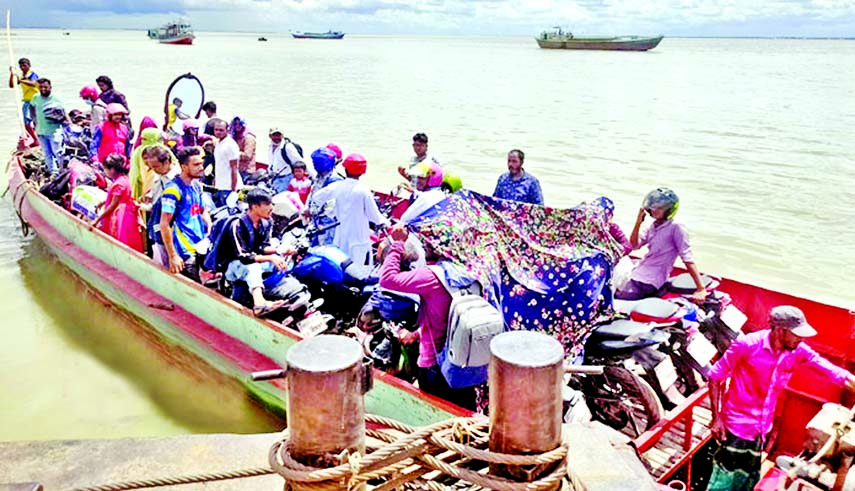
[14,59,855,491]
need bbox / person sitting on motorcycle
[215,188,291,316]
[378,223,475,410]
[399,161,448,225]
[309,153,389,267]
[616,188,707,303]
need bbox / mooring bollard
[286,335,368,491]
[489,330,564,484]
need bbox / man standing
[30,78,65,175]
[267,128,293,194]
[212,119,241,206]
[310,153,389,266]
[398,132,439,184]
[231,116,256,180]
[8,57,39,142]
[201,101,218,135]
[706,306,855,491]
[95,75,129,111]
[159,147,211,281]
[492,149,543,205]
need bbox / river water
[1,29,853,441]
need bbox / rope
[64,414,569,491]
[12,178,31,237]
[67,467,274,491]
[270,415,569,491]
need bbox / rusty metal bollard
[286,335,369,491]
[489,330,564,484]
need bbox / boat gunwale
[7,151,471,421]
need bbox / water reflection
[5,234,281,440]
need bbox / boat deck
[634,387,713,484]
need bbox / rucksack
[202,214,242,273]
[428,264,505,388]
[280,139,304,170]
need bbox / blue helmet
[311,147,337,174]
[643,187,680,219]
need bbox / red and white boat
[147,21,195,45]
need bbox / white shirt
[399,188,446,224]
[268,142,292,177]
[150,165,180,202]
[313,178,390,266]
[214,136,242,190]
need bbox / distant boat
[258,36,268,42]
[290,30,345,40]
[536,27,662,51]
[147,21,196,45]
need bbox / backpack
[280,139,304,170]
[202,214,242,273]
[428,264,505,388]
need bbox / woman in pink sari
[90,153,144,252]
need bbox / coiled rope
[68,414,569,491]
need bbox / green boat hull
[536,35,663,51]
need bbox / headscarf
[134,117,158,149]
[129,127,177,200]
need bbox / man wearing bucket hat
[705,305,855,491]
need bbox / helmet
[441,172,463,194]
[343,153,367,176]
[427,162,443,188]
[408,162,432,178]
[642,187,680,219]
[105,103,128,116]
[182,119,200,132]
[311,147,337,174]
[326,143,342,160]
[79,85,99,101]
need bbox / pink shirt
[287,177,312,204]
[708,330,850,441]
[631,219,694,288]
[379,242,451,368]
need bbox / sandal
[253,300,287,317]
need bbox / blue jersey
[160,176,208,259]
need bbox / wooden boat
[147,22,196,45]
[536,27,662,51]
[11,149,853,488]
[632,274,855,489]
[7,150,466,427]
[290,30,345,40]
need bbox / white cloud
[7,0,855,36]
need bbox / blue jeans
[22,101,35,125]
[270,174,293,194]
[225,260,275,292]
[38,133,64,174]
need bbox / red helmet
[79,85,99,101]
[326,143,343,160]
[106,103,128,116]
[343,153,367,176]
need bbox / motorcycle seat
[587,329,670,356]
[591,319,655,340]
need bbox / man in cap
[706,305,855,491]
[267,127,295,194]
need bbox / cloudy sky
[5,0,855,37]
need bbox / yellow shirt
[19,70,38,102]
[167,104,177,128]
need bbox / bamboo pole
[6,10,27,138]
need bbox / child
[287,161,312,204]
[90,153,144,252]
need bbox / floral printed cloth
[410,191,622,359]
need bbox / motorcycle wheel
[587,365,663,438]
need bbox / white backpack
[428,265,505,368]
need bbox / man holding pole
[8,57,38,143]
